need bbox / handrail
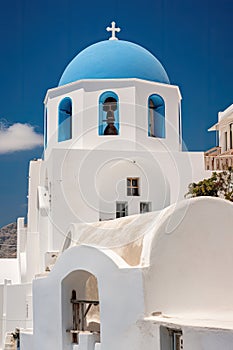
[204,146,221,156]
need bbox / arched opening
[148,94,165,138]
[62,270,100,348]
[58,97,72,142]
[99,91,119,136]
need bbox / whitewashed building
[205,104,233,170]
[1,23,233,350]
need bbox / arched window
[58,97,72,142]
[148,94,165,138]
[99,91,119,136]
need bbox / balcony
[204,146,233,170]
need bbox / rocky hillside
[0,223,17,258]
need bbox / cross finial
[106,21,121,40]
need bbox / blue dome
[58,40,170,86]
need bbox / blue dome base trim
[58,40,170,86]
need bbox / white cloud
[0,122,43,154]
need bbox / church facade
[1,23,233,350]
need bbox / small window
[116,202,128,218]
[58,97,72,142]
[160,326,183,350]
[127,178,139,196]
[172,330,183,350]
[99,91,119,136]
[140,202,151,213]
[148,94,165,138]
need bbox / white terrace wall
[0,282,32,349]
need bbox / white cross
[106,21,121,40]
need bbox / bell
[102,98,118,135]
[104,123,118,135]
[103,97,117,112]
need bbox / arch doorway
[62,270,100,348]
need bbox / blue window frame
[99,91,119,136]
[148,94,165,138]
[58,97,72,142]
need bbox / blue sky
[0,0,232,227]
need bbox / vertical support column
[80,303,85,331]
